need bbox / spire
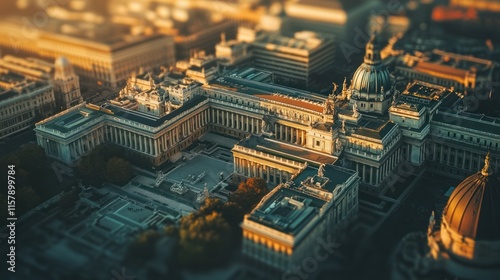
[481,152,492,176]
[364,33,381,65]
[220,32,226,44]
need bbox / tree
[230,177,268,213]
[78,153,106,186]
[125,230,161,264]
[17,144,47,174]
[199,198,244,229]
[178,212,232,270]
[105,157,133,186]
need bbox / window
[316,140,320,146]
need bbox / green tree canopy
[105,157,133,186]
[178,212,232,270]
[78,153,106,186]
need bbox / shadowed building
[392,154,500,280]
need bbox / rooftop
[293,165,357,193]
[353,118,398,141]
[252,33,325,52]
[432,109,500,136]
[248,186,326,235]
[210,74,325,102]
[39,104,105,134]
[409,49,495,80]
[248,164,356,236]
[235,135,337,166]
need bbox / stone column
[440,145,444,163]
[362,165,366,183]
[369,167,373,185]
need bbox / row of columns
[274,123,306,146]
[234,157,290,185]
[211,108,260,134]
[354,148,401,186]
[432,144,497,172]
[104,109,208,157]
[68,127,105,159]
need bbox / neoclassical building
[242,164,359,272]
[35,34,499,195]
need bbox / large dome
[351,63,391,95]
[350,34,392,97]
[442,154,500,241]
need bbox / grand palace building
[35,35,500,195]
[34,34,500,272]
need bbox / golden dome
[442,153,500,241]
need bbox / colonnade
[274,123,306,146]
[430,142,498,173]
[210,107,261,134]
[354,148,401,186]
[234,156,291,185]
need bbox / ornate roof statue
[352,101,359,117]
[318,163,325,177]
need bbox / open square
[165,154,233,192]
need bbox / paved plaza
[165,154,234,192]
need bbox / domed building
[427,153,500,279]
[348,34,393,115]
[391,154,500,280]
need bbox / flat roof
[248,164,356,235]
[236,135,337,166]
[210,75,325,102]
[103,95,208,127]
[41,105,104,134]
[432,109,500,135]
[293,165,356,193]
[255,94,323,113]
[253,33,324,52]
[248,186,326,235]
[353,119,397,141]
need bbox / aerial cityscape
[0,0,499,280]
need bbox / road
[0,128,36,156]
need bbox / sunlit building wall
[450,0,500,12]
[250,31,336,90]
[36,33,175,88]
[0,74,55,140]
[0,20,175,89]
[242,164,359,272]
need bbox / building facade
[242,164,359,272]
[35,35,500,196]
[0,73,55,139]
[250,31,336,90]
[395,49,497,94]
[0,20,175,88]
